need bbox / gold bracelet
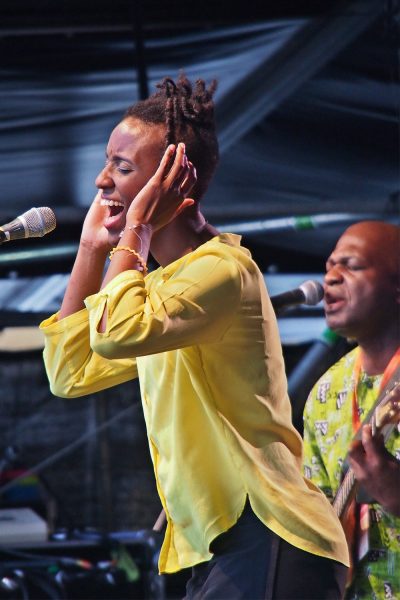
[109,246,148,274]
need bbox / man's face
[323,223,399,341]
[95,118,165,245]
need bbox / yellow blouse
[40,233,349,573]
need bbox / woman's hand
[59,190,113,319]
[80,190,113,253]
[126,142,197,231]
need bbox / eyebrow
[326,253,364,267]
[105,151,134,165]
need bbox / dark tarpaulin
[0,6,398,263]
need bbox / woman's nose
[95,166,113,190]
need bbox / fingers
[361,423,373,446]
[93,189,104,206]
[174,198,195,218]
[159,144,176,172]
[180,161,197,197]
[161,143,193,192]
[156,142,197,199]
[85,190,106,219]
[349,425,388,478]
[170,155,196,217]
[155,142,182,178]
[348,438,364,463]
[362,423,386,451]
[168,143,189,191]
[348,434,369,484]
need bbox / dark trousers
[184,502,347,599]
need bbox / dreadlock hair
[123,74,219,201]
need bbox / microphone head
[299,280,324,306]
[20,207,56,238]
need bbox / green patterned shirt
[303,347,400,600]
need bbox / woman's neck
[150,207,219,267]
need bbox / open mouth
[101,199,126,229]
[101,199,124,213]
[324,295,345,313]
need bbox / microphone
[270,279,324,311]
[0,207,56,244]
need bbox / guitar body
[340,496,358,586]
[332,379,400,588]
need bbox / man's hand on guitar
[349,424,400,517]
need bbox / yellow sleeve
[85,250,242,361]
[40,308,138,398]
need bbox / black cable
[23,570,66,600]
[0,545,94,571]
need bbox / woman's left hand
[125,142,196,231]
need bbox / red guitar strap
[351,347,400,436]
[348,347,400,563]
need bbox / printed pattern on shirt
[303,347,400,600]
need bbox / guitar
[332,380,400,582]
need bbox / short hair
[123,74,219,201]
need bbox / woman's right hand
[59,190,113,319]
[80,190,113,254]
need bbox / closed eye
[347,260,365,271]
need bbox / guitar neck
[333,467,356,518]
